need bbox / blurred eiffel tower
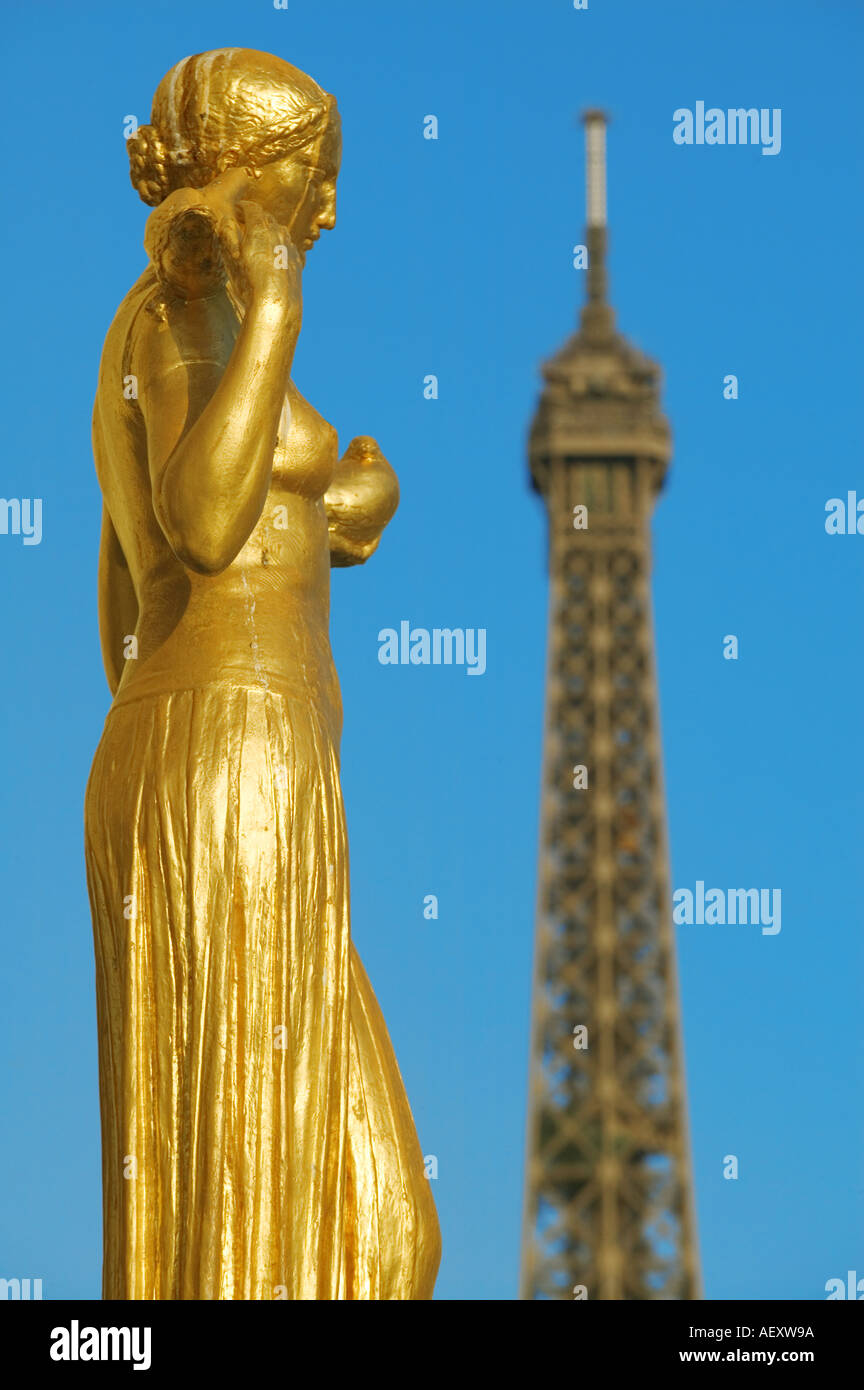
[520,112,700,1300]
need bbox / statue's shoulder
[97,270,163,374]
[119,270,234,389]
[92,271,157,410]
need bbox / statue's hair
[128,48,337,207]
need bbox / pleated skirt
[84,680,440,1300]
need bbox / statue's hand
[325,437,400,567]
[218,200,303,324]
[144,190,302,325]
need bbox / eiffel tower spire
[519,110,700,1300]
[581,108,614,340]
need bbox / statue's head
[128,48,340,255]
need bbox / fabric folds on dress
[84,680,440,1300]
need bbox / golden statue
[84,48,441,1300]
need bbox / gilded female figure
[85,47,440,1300]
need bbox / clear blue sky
[1,0,861,1300]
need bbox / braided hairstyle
[127,48,337,207]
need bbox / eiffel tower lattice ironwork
[520,111,700,1301]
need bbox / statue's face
[253,115,342,257]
